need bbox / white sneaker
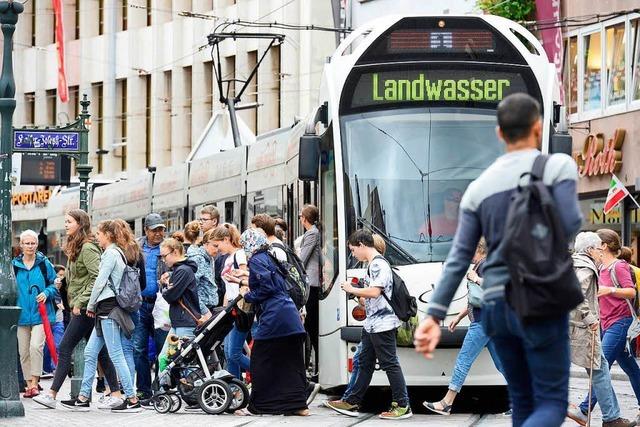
[33,393,57,409]
[97,395,124,410]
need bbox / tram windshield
[341,107,504,265]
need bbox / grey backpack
[107,247,142,313]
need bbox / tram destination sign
[13,129,80,152]
[349,69,530,109]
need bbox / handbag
[609,261,640,341]
[178,299,204,327]
[467,262,484,308]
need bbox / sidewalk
[570,358,640,381]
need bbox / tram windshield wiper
[357,216,418,265]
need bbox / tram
[47,14,570,391]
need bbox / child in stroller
[151,295,250,414]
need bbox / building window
[96,84,104,174]
[147,0,152,26]
[563,37,578,115]
[24,93,35,125]
[46,89,57,125]
[120,79,127,171]
[99,0,105,35]
[122,0,128,31]
[632,19,640,101]
[75,1,80,40]
[583,31,602,113]
[145,74,151,166]
[68,86,80,121]
[224,55,236,99]
[605,23,626,107]
[204,61,213,115]
[184,66,192,147]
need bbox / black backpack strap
[531,154,549,182]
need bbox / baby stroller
[151,295,250,414]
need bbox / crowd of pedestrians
[15,92,640,425]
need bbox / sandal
[423,400,452,416]
[23,387,40,398]
[293,408,311,416]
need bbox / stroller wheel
[197,378,232,415]
[153,394,173,414]
[225,378,250,413]
[169,394,182,413]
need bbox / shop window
[579,198,622,233]
[630,206,640,266]
[605,23,626,107]
[563,36,578,114]
[632,19,640,102]
[583,31,602,112]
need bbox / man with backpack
[414,93,583,426]
[325,229,412,420]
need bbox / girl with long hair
[185,221,217,317]
[60,219,141,412]
[34,210,119,410]
[211,224,250,380]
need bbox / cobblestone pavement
[3,374,638,426]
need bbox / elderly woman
[235,228,308,416]
[567,232,634,427]
[13,229,58,398]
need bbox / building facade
[562,0,640,264]
[12,0,335,179]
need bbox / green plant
[476,0,536,22]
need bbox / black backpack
[502,155,583,321]
[370,255,417,322]
[268,242,310,310]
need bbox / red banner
[53,0,68,103]
[535,0,563,101]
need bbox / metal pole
[77,94,92,212]
[0,0,25,417]
[227,98,242,148]
[70,95,91,399]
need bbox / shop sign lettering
[11,189,52,206]
[573,129,625,178]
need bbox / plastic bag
[152,292,171,331]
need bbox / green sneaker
[379,402,413,420]
[323,400,360,417]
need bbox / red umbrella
[37,300,58,366]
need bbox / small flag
[603,174,640,214]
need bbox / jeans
[224,325,250,379]
[43,321,65,372]
[346,329,409,407]
[51,311,118,393]
[449,320,504,392]
[132,301,169,397]
[481,298,569,427]
[580,316,640,413]
[80,319,135,399]
[579,351,621,422]
[342,342,362,401]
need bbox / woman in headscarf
[234,228,308,416]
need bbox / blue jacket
[13,252,59,326]
[244,250,305,341]
[139,237,161,298]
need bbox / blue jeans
[449,320,504,392]
[80,319,135,398]
[133,301,169,397]
[224,325,250,379]
[342,342,362,401]
[43,321,65,372]
[482,298,569,427]
[579,351,621,422]
[580,316,640,413]
[346,329,409,407]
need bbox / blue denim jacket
[87,244,125,313]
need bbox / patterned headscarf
[240,228,268,258]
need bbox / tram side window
[248,188,283,218]
[320,130,338,292]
